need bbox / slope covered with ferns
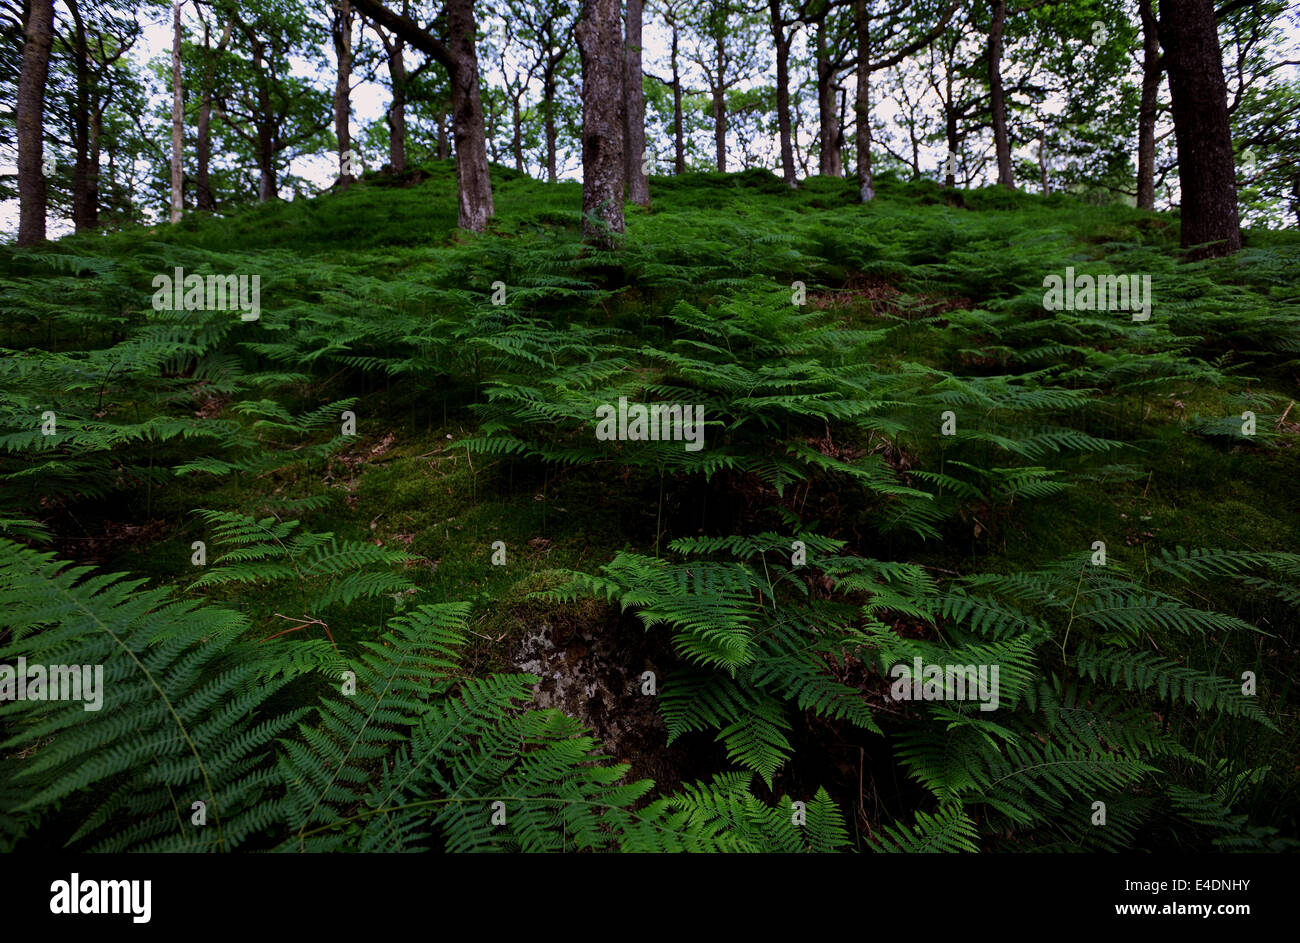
[1,163,1297,851]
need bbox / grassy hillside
[2,162,1298,852]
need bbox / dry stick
[265,612,337,648]
[1276,400,1295,428]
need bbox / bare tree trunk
[250,39,277,201]
[988,0,1013,188]
[197,20,233,211]
[669,19,684,174]
[712,30,727,172]
[68,0,93,231]
[437,112,449,159]
[543,59,558,181]
[816,24,841,176]
[576,0,625,246]
[770,3,795,187]
[854,0,873,201]
[333,0,355,188]
[88,104,102,226]
[387,36,407,171]
[1160,0,1241,257]
[447,0,493,230]
[511,95,523,172]
[1038,135,1049,194]
[1137,0,1160,210]
[171,1,185,222]
[624,0,649,203]
[16,0,54,245]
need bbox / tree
[372,10,407,172]
[496,0,577,183]
[766,0,799,186]
[576,0,624,246]
[1136,0,1161,210]
[806,0,853,177]
[684,0,764,173]
[332,0,356,188]
[851,0,959,201]
[17,0,55,245]
[193,4,234,211]
[352,0,494,231]
[986,0,1012,187]
[647,0,689,175]
[1160,0,1241,257]
[624,0,649,204]
[170,0,184,221]
[220,11,329,202]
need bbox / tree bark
[712,29,727,171]
[944,104,959,187]
[988,0,1013,188]
[197,20,233,211]
[543,56,558,181]
[1160,0,1241,257]
[853,0,872,201]
[67,0,94,231]
[249,37,278,201]
[770,3,796,187]
[386,35,407,171]
[669,15,684,174]
[1137,0,1160,210]
[624,0,649,203]
[171,1,185,222]
[446,0,493,230]
[16,0,54,246]
[816,22,842,176]
[511,95,523,173]
[576,0,625,246]
[333,0,355,188]
[88,104,102,226]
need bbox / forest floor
[4,162,1299,850]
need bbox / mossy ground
[6,161,1298,847]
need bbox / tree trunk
[854,0,873,201]
[437,112,449,159]
[1137,0,1160,210]
[941,61,961,187]
[333,0,355,188]
[624,0,649,203]
[576,0,625,246]
[712,87,726,171]
[543,60,558,181]
[1160,0,1241,257]
[171,1,185,222]
[447,0,493,230]
[251,39,277,201]
[17,0,54,246]
[196,95,214,209]
[770,3,795,187]
[511,95,523,173]
[197,20,232,211]
[68,0,93,231]
[816,23,841,176]
[988,0,1013,188]
[387,36,407,171]
[713,30,726,172]
[670,21,684,174]
[87,104,102,226]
